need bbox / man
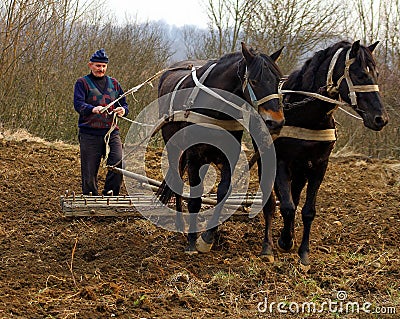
[73,48,129,196]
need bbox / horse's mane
[258,51,284,78]
[358,43,377,71]
[285,41,355,91]
[217,48,283,79]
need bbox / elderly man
[73,48,129,196]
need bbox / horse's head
[241,42,285,135]
[330,40,389,131]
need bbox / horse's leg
[175,195,184,233]
[196,163,231,253]
[298,160,328,268]
[276,161,296,252]
[185,159,203,253]
[157,126,184,204]
[175,152,187,233]
[256,154,276,262]
[291,172,307,208]
[261,193,276,262]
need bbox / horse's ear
[350,40,361,57]
[241,42,255,63]
[368,41,379,53]
[270,46,284,62]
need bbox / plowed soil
[0,134,399,318]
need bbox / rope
[281,89,363,121]
[100,65,194,115]
[100,68,169,114]
[101,56,369,175]
[102,112,119,167]
[337,106,363,120]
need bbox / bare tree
[0,0,173,142]
[195,0,344,71]
[205,0,262,56]
[181,25,213,59]
[246,0,344,73]
[329,0,400,157]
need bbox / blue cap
[90,48,109,63]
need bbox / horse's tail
[155,178,175,204]
[156,151,187,205]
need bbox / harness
[277,47,380,142]
[242,67,281,110]
[165,62,281,131]
[326,48,379,106]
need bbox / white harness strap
[190,65,248,114]
[257,93,281,106]
[186,63,217,107]
[169,63,217,117]
[169,73,191,116]
[326,47,380,106]
[326,48,344,94]
[275,126,337,141]
[166,63,248,130]
[171,110,244,131]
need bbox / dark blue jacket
[74,73,129,136]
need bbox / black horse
[157,42,284,253]
[261,40,389,269]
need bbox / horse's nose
[266,118,285,134]
[374,115,388,128]
[259,109,285,134]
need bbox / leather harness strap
[171,110,244,131]
[275,126,337,142]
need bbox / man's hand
[114,107,126,117]
[92,106,104,114]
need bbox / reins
[100,66,189,115]
[102,45,379,167]
[104,58,280,169]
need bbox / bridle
[241,64,282,111]
[326,47,379,107]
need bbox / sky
[108,0,209,28]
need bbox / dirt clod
[0,139,399,318]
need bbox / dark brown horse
[261,40,389,269]
[157,42,284,253]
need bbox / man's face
[88,62,108,77]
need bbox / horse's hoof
[277,238,295,253]
[261,244,275,263]
[261,253,275,263]
[299,261,311,273]
[184,245,198,255]
[196,235,213,253]
[298,252,310,272]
